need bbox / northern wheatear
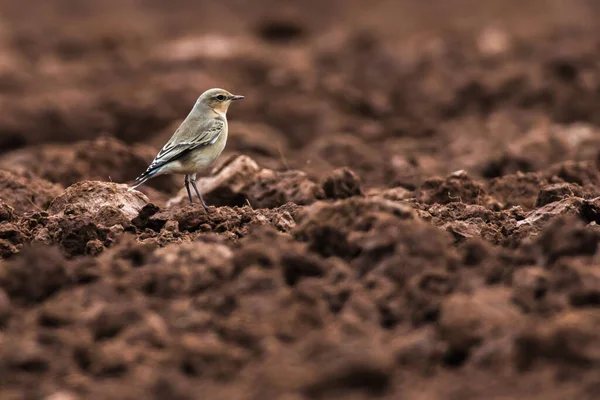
[128,88,244,209]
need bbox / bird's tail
[128,169,159,192]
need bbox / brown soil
[2,0,600,399]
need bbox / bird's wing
[145,118,225,173]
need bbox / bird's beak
[230,95,245,101]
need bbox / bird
[128,88,244,209]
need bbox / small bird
[128,88,244,209]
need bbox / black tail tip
[134,171,150,183]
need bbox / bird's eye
[216,95,226,101]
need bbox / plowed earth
[1,1,600,399]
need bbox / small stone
[323,167,362,199]
[0,200,15,222]
[273,211,295,232]
[536,183,578,207]
[85,239,104,256]
[162,220,179,233]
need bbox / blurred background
[0,0,600,196]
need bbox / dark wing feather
[138,118,224,179]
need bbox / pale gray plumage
[128,88,244,209]
[147,118,225,173]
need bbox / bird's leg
[184,175,194,205]
[190,174,209,211]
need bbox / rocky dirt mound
[2,153,600,399]
[0,170,63,214]
[2,0,600,399]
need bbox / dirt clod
[0,244,69,304]
[322,167,362,199]
[0,170,63,214]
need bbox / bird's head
[196,88,244,115]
